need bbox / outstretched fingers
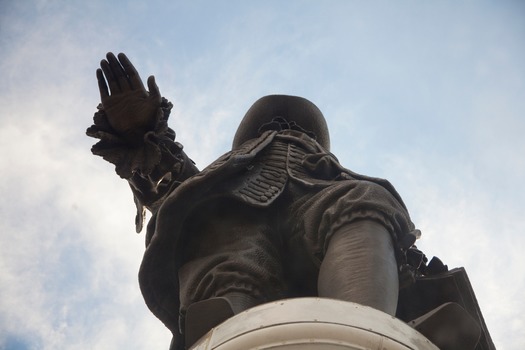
[106,52,132,92]
[96,68,109,100]
[100,58,120,95]
[147,76,160,97]
[98,52,155,101]
[118,53,145,91]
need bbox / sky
[0,0,524,349]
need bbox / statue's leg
[317,220,399,315]
[178,201,284,345]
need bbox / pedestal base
[190,298,438,350]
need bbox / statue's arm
[86,52,199,232]
[126,129,199,232]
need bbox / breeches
[177,179,414,313]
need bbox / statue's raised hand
[97,52,161,143]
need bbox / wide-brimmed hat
[232,95,330,150]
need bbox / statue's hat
[232,95,330,150]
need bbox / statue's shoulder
[200,130,278,175]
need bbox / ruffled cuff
[86,98,174,179]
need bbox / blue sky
[1,1,524,349]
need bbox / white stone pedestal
[190,298,437,350]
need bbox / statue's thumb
[147,75,160,97]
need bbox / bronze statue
[87,53,491,350]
